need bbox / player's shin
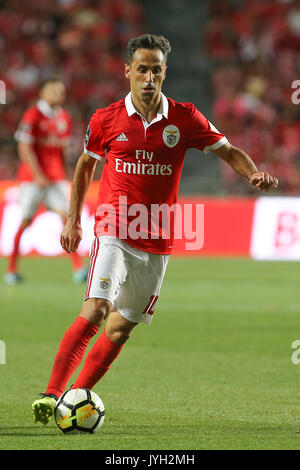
[72,329,124,389]
[46,316,99,397]
[7,224,26,273]
[70,250,83,270]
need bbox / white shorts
[19,181,69,219]
[85,236,170,325]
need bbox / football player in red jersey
[32,35,278,424]
[4,79,88,285]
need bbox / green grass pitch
[1,256,300,450]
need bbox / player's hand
[249,172,279,192]
[35,173,51,188]
[60,218,82,253]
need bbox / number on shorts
[143,295,159,316]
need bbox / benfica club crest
[163,125,180,148]
[99,277,110,290]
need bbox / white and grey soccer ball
[54,388,105,434]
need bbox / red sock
[46,316,98,397]
[7,225,26,273]
[72,329,124,390]
[70,251,83,270]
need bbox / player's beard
[141,94,153,105]
[141,89,157,106]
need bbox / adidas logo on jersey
[116,132,128,141]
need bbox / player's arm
[60,151,98,253]
[17,141,50,187]
[212,142,278,191]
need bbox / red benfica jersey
[15,99,71,182]
[84,92,228,254]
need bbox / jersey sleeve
[187,104,228,154]
[14,108,38,144]
[84,111,106,161]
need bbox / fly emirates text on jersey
[115,150,173,176]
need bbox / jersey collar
[37,99,61,118]
[125,92,169,120]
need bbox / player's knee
[106,329,131,345]
[80,298,112,327]
[105,321,136,345]
[92,300,111,325]
[105,311,137,345]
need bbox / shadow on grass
[0,426,59,437]
[0,421,299,444]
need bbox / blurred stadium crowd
[0,0,144,179]
[206,0,300,194]
[0,0,299,194]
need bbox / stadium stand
[0,0,299,194]
[205,0,300,194]
[0,0,145,179]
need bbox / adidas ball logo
[116,133,128,141]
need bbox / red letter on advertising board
[274,212,299,247]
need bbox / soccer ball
[54,388,105,434]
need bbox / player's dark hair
[127,34,171,63]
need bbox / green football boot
[32,393,58,425]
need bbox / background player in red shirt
[4,79,88,285]
[32,35,278,425]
